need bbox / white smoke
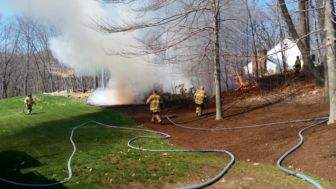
[1,0,178,105]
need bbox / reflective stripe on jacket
[194,90,207,105]
[146,95,163,112]
[295,60,301,70]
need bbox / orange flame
[233,70,258,91]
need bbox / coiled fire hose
[22,104,41,115]
[166,116,328,189]
[0,106,42,119]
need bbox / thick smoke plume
[2,0,175,105]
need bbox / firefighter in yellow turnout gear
[24,94,36,115]
[294,56,301,77]
[194,86,207,117]
[146,90,164,126]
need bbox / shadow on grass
[0,107,137,188]
[0,151,68,189]
[174,94,296,124]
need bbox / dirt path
[104,93,336,184]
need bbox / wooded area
[0,16,112,99]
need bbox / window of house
[284,43,288,49]
[311,54,316,62]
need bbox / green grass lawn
[0,95,335,189]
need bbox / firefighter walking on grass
[24,94,36,115]
[146,90,164,126]
[194,86,207,117]
[294,56,301,77]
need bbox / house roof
[267,57,292,67]
[267,57,283,65]
[287,37,294,41]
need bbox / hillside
[108,72,336,188]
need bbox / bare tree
[0,19,20,99]
[16,16,37,95]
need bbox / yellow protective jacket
[24,97,35,105]
[294,60,301,70]
[146,95,163,112]
[194,90,207,105]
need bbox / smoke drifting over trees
[0,0,177,104]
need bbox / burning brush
[234,70,258,91]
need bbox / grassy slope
[0,95,335,189]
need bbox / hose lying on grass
[0,120,235,189]
[0,99,244,187]
[22,106,43,115]
[166,116,328,189]
[0,117,328,189]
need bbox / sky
[0,1,14,17]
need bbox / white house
[245,38,321,74]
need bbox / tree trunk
[93,74,96,91]
[299,0,310,72]
[31,77,37,94]
[207,63,214,95]
[71,77,75,92]
[324,0,336,123]
[205,55,214,94]
[323,60,329,103]
[87,76,92,91]
[50,75,54,92]
[81,76,84,93]
[95,76,98,90]
[1,64,8,99]
[24,66,29,95]
[33,54,47,92]
[316,0,330,103]
[279,18,287,72]
[279,0,324,86]
[63,77,69,95]
[315,0,325,43]
[210,0,223,120]
[55,75,59,92]
[309,0,323,63]
[93,69,98,91]
[101,68,105,90]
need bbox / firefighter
[294,56,301,77]
[194,86,207,117]
[146,90,164,126]
[24,94,36,115]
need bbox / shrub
[260,68,268,74]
